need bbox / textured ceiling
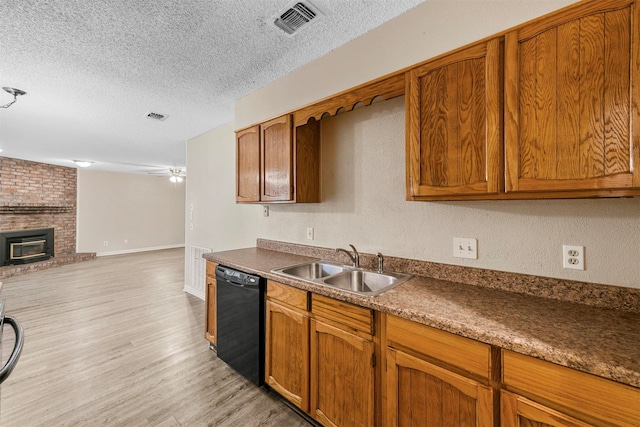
[0,0,426,174]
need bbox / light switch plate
[453,237,477,259]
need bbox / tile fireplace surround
[0,156,95,280]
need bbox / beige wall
[185,123,263,254]
[187,0,640,291]
[77,169,185,254]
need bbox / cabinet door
[310,319,375,427]
[505,0,640,196]
[205,275,216,345]
[265,300,310,411]
[386,348,493,427]
[406,38,502,199]
[501,390,593,427]
[236,125,261,202]
[261,114,293,202]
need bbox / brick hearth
[0,156,95,280]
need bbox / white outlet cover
[306,227,314,240]
[563,245,584,270]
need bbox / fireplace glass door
[10,239,46,261]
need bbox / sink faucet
[377,252,384,273]
[335,244,359,268]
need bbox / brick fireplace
[0,156,95,279]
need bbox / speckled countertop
[203,245,640,389]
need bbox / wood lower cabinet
[504,0,640,198]
[310,294,375,427]
[204,261,217,345]
[385,315,494,427]
[265,281,310,411]
[501,390,594,427]
[387,348,493,427]
[236,114,320,204]
[502,350,640,427]
[406,37,503,200]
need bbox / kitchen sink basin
[272,260,411,296]
[277,261,348,281]
[320,270,410,296]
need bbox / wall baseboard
[96,244,185,257]
[183,285,205,301]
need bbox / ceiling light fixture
[1,87,27,109]
[73,160,94,168]
[169,167,185,183]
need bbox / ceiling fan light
[74,160,93,168]
[170,175,183,183]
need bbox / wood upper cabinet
[502,350,640,427]
[406,38,503,200]
[236,114,320,203]
[261,115,294,202]
[310,294,375,427]
[265,281,310,412]
[385,315,494,427]
[236,125,260,202]
[505,0,640,197]
[204,261,217,345]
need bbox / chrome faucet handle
[376,252,384,273]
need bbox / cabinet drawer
[311,294,373,336]
[387,315,491,379]
[267,280,308,311]
[206,261,217,277]
[502,350,640,427]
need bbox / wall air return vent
[271,1,324,36]
[145,111,168,121]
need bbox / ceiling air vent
[271,1,324,36]
[146,111,168,121]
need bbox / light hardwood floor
[0,249,310,426]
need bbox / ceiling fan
[146,167,186,183]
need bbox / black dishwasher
[215,265,265,386]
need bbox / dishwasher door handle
[0,316,25,385]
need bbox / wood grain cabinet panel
[505,0,640,197]
[204,261,217,345]
[236,114,320,203]
[236,126,261,202]
[261,115,294,202]
[502,350,640,426]
[386,348,493,427]
[265,299,310,411]
[406,38,503,200]
[501,390,594,427]
[310,319,375,427]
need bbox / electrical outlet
[103,241,108,246]
[306,227,314,240]
[563,245,584,270]
[453,237,477,259]
[263,206,269,217]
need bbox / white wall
[185,123,263,252]
[184,123,263,297]
[77,169,185,255]
[187,0,640,292]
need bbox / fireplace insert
[0,228,54,266]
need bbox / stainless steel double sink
[271,260,411,297]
